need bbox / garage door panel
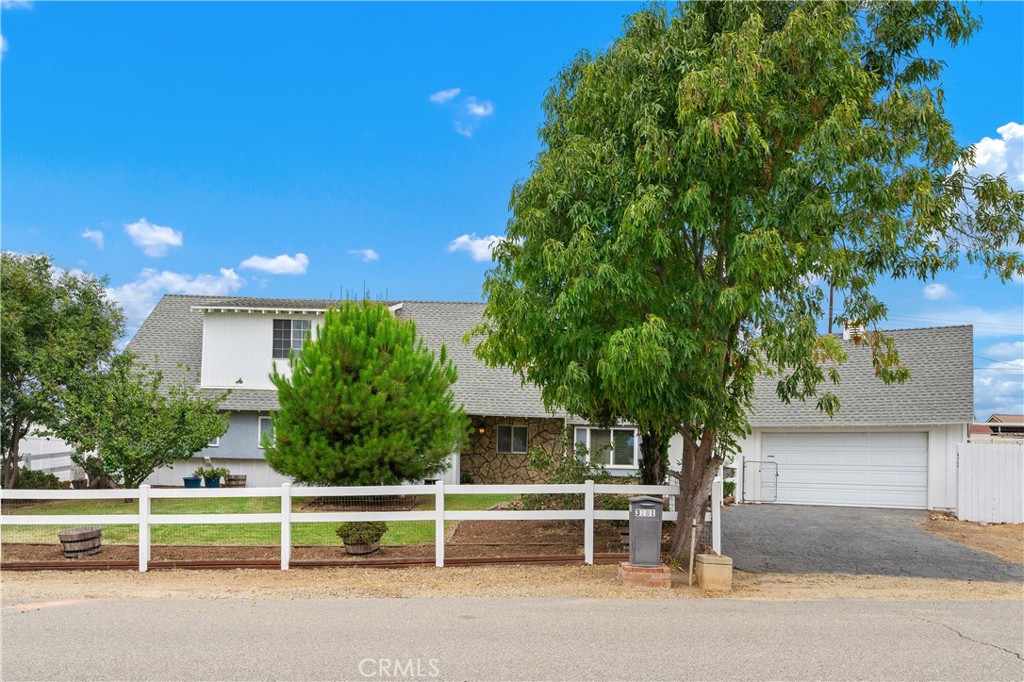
[760,432,928,509]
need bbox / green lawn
[0,493,516,547]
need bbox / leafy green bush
[14,467,61,490]
[335,521,388,546]
[723,481,736,497]
[521,436,614,511]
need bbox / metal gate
[741,461,778,502]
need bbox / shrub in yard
[521,435,614,511]
[265,301,468,486]
[13,467,61,490]
[723,481,736,498]
[335,521,388,546]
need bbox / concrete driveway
[722,504,1024,582]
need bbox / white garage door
[761,432,928,509]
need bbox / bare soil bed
[1,519,623,565]
[918,513,1024,565]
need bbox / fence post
[138,484,150,573]
[584,479,595,565]
[435,480,445,568]
[281,482,291,570]
[711,469,723,556]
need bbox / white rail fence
[1,479,723,571]
[957,442,1024,524]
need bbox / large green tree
[475,2,1023,559]
[56,354,229,489]
[265,302,468,486]
[1,253,123,488]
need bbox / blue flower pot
[183,476,201,489]
[204,477,221,489]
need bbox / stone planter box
[695,553,733,591]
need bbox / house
[128,295,972,511]
[969,414,1024,441]
[129,296,597,487]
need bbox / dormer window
[273,319,311,359]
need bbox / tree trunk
[2,419,24,489]
[669,428,723,562]
[638,429,669,485]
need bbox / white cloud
[429,87,461,104]
[81,229,104,249]
[986,341,1024,360]
[447,233,503,262]
[1,1,33,9]
[922,283,952,300]
[348,248,380,263]
[975,357,1024,420]
[125,218,183,257]
[239,252,309,275]
[1,35,7,60]
[108,267,243,333]
[964,121,1024,190]
[465,97,494,117]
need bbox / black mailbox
[628,495,664,567]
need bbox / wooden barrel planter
[57,526,102,558]
[343,541,381,556]
[224,474,247,488]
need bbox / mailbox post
[628,496,664,567]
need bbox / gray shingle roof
[395,302,565,419]
[128,295,973,426]
[749,325,974,426]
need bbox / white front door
[761,431,928,509]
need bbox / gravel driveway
[722,504,1024,582]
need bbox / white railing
[1,477,724,571]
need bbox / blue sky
[2,1,1022,418]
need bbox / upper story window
[273,319,311,359]
[574,427,638,468]
[497,425,529,454]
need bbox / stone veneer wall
[461,416,566,484]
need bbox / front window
[258,416,275,448]
[574,427,638,468]
[497,425,529,454]
[273,319,311,359]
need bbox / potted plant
[183,473,202,489]
[194,466,229,489]
[335,521,388,555]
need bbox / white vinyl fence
[1,478,723,571]
[957,442,1024,524]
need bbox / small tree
[1,253,123,488]
[57,354,229,489]
[265,302,468,486]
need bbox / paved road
[3,597,1022,681]
[722,504,1024,581]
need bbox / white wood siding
[956,441,1024,523]
[200,312,322,389]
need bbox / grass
[0,493,517,547]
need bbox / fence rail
[1,478,723,571]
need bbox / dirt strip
[2,564,1021,602]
